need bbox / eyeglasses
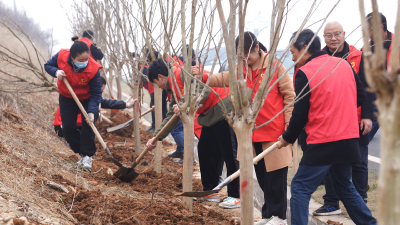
[324,32,342,40]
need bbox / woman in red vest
[44,36,103,172]
[198,32,295,223]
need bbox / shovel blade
[107,119,133,132]
[113,167,140,182]
[175,190,219,197]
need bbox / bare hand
[277,135,290,149]
[285,123,289,131]
[126,99,138,109]
[146,137,157,151]
[360,118,373,135]
[86,113,95,125]
[192,66,201,80]
[56,70,67,80]
[173,104,180,116]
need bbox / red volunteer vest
[347,45,363,123]
[386,32,400,70]
[54,106,82,127]
[57,49,102,100]
[242,61,285,142]
[194,113,202,138]
[168,67,228,114]
[300,54,359,144]
[143,65,154,94]
[79,37,96,61]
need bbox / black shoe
[174,158,197,164]
[145,127,155,132]
[313,204,342,216]
[168,151,183,159]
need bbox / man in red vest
[79,30,104,61]
[312,21,374,216]
[277,29,376,225]
[145,58,240,204]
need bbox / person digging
[145,58,241,209]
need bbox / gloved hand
[126,99,138,109]
[56,70,67,80]
[86,113,95,124]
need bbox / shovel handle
[229,141,280,182]
[133,114,179,166]
[101,114,113,125]
[62,78,110,156]
[140,106,154,118]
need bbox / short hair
[100,76,107,86]
[82,30,94,39]
[366,12,387,31]
[290,29,321,54]
[235,31,268,52]
[181,44,196,59]
[146,49,159,62]
[148,58,170,83]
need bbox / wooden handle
[101,114,113,125]
[62,78,108,151]
[140,106,154,118]
[134,114,179,164]
[125,95,133,103]
[229,141,280,182]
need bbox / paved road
[368,129,381,174]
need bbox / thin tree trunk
[181,113,194,212]
[116,67,122,100]
[153,85,163,173]
[132,75,141,154]
[233,121,254,225]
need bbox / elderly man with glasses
[308,21,374,216]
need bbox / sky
[3,0,398,54]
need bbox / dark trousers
[198,120,240,198]
[54,125,64,137]
[149,90,168,128]
[323,144,369,205]
[171,120,184,155]
[59,94,98,157]
[291,164,376,225]
[254,142,288,219]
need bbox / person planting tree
[145,58,240,206]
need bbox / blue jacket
[44,52,102,114]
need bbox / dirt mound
[97,111,135,139]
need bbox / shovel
[107,106,155,132]
[113,114,179,182]
[176,141,280,197]
[62,78,125,169]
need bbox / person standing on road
[277,29,376,225]
[44,37,103,172]
[312,21,374,216]
[199,32,294,223]
[79,30,104,61]
[145,58,240,206]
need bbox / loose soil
[58,111,235,224]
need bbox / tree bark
[132,74,141,154]
[181,113,194,212]
[233,120,254,225]
[153,84,163,173]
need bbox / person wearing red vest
[54,107,83,137]
[145,58,240,205]
[277,29,376,225]
[310,21,375,216]
[365,12,399,142]
[79,30,104,61]
[44,37,103,172]
[198,32,295,223]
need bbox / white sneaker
[218,197,241,209]
[81,156,92,172]
[255,219,270,225]
[193,193,221,202]
[76,156,83,166]
[266,216,287,225]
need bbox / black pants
[54,125,64,137]
[198,120,240,198]
[59,94,98,157]
[254,142,288,219]
[149,90,168,128]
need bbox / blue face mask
[74,60,89,69]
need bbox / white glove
[87,113,95,124]
[56,70,66,80]
[126,99,138,109]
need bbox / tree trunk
[108,67,114,97]
[181,113,195,212]
[153,85,163,173]
[132,75,141,154]
[233,121,254,225]
[116,67,122,100]
[376,91,400,224]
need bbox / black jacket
[91,43,104,61]
[101,98,126,109]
